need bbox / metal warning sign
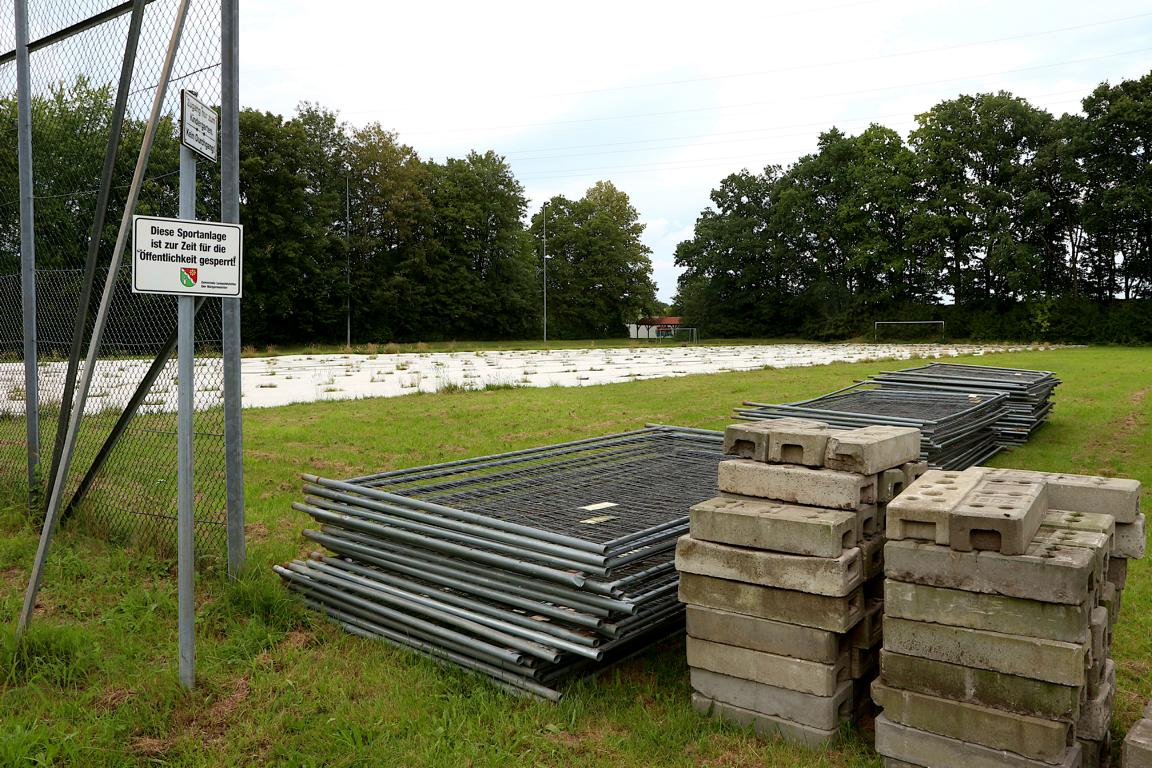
[181,89,218,162]
[132,215,243,297]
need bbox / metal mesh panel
[0,0,227,555]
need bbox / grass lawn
[0,345,1148,766]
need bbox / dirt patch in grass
[245,522,270,541]
[96,687,135,711]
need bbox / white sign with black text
[181,89,218,162]
[132,215,243,297]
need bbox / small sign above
[181,89,217,162]
[132,215,243,297]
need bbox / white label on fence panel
[181,89,218,162]
[132,216,243,297]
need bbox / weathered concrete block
[977,468,1141,524]
[878,468,908,503]
[875,715,1083,768]
[686,637,848,696]
[1145,698,1152,719]
[949,477,1049,555]
[872,681,1074,764]
[880,650,1081,721]
[1033,527,1109,587]
[1046,510,1116,549]
[691,693,840,747]
[884,538,1097,605]
[857,504,880,541]
[689,668,853,730]
[865,573,885,601]
[881,760,923,768]
[1106,557,1127,589]
[675,535,863,597]
[860,534,885,580]
[724,418,828,462]
[1123,718,1152,768]
[1078,735,1111,768]
[1115,514,1146,559]
[685,605,843,663]
[1077,660,1115,743]
[848,597,884,650]
[902,460,929,486]
[882,616,1090,687]
[886,468,986,545]
[824,425,921,475]
[688,496,857,557]
[767,425,835,466]
[884,579,1091,643]
[678,573,865,633]
[851,645,878,680]
[718,459,876,509]
[1089,608,1110,668]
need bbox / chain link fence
[0,0,232,558]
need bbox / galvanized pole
[177,145,197,690]
[14,0,39,499]
[542,201,548,343]
[220,0,245,578]
[345,175,351,348]
[18,0,192,636]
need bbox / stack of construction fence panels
[876,466,1144,768]
[737,383,1008,470]
[277,426,728,700]
[676,418,923,746]
[869,363,1060,446]
[1125,700,1152,767]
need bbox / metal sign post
[130,90,240,691]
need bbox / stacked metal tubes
[277,426,727,699]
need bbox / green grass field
[0,345,1148,766]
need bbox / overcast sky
[241,0,1152,303]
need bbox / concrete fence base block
[689,668,853,730]
[875,715,1083,768]
[675,535,862,597]
[977,468,1141,524]
[1124,719,1152,768]
[882,616,1090,687]
[686,637,849,696]
[686,605,842,664]
[884,538,1097,606]
[717,459,876,510]
[872,681,1074,764]
[1115,514,1146,560]
[1076,660,1115,743]
[678,573,865,633]
[879,650,1081,721]
[691,693,840,748]
[824,425,921,476]
[688,496,858,557]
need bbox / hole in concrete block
[862,515,877,536]
[780,444,804,464]
[892,481,905,496]
[903,520,936,540]
[969,529,1002,551]
[842,529,855,548]
[732,439,755,458]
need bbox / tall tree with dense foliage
[531,182,658,339]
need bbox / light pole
[542,200,549,342]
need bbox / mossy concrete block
[884,538,1097,606]
[686,637,849,696]
[1115,513,1146,559]
[688,496,857,557]
[875,715,1083,768]
[675,535,863,597]
[879,650,1081,721]
[689,668,853,730]
[977,468,1141,524]
[1123,718,1152,768]
[678,573,865,633]
[884,579,1091,643]
[948,476,1049,555]
[1106,557,1127,589]
[717,459,876,510]
[692,693,840,747]
[872,681,1074,764]
[882,616,1090,687]
[824,425,921,476]
[1076,659,1114,743]
[686,605,842,664]
[886,468,986,545]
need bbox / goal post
[873,320,945,342]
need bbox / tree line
[0,80,658,345]
[673,71,1152,342]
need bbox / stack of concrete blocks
[875,465,1145,768]
[1124,701,1152,767]
[676,417,923,746]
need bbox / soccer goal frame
[873,320,945,342]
